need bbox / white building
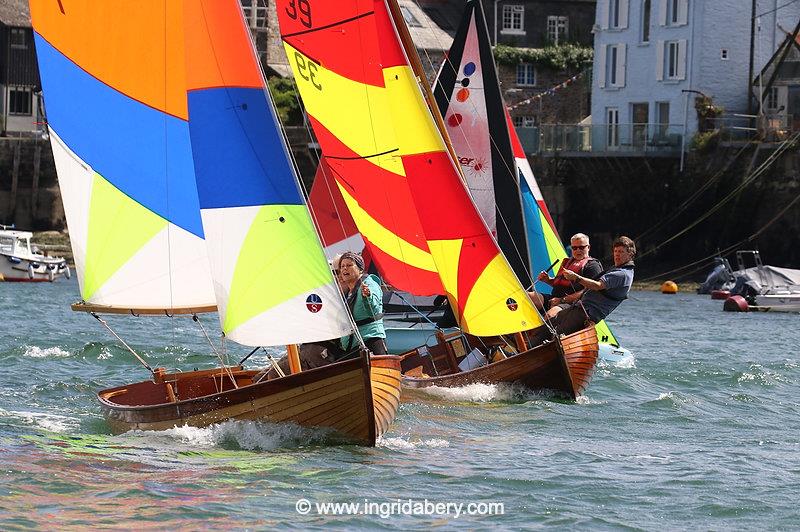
[591,0,800,152]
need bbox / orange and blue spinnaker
[30,0,215,311]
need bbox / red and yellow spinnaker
[279,0,542,336]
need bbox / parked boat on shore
[0,227,69,282]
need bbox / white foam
[0,408,79,432]
[153,420,333,451]
[416,382,529,402]
[23,345,71,358]
[576,395,605,405]
[378,436,450,450]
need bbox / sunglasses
[572,245,589,250]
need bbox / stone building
[0,0,42,136]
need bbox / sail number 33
[294,52,322,91]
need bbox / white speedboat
[731,251,800,313]
[0,228,70,282]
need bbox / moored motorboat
[0,228,69,282]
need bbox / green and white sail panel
[184,1,352,346]
[31,1,216,312]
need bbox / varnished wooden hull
[402,327,598,400]
[98,353,402,446]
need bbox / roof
[400,0,453,52]
[0,0,31,28]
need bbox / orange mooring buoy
[661,281,678,294]
[723,295,749,312]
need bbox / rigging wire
[637,131,800,261]
[192,314,239,389]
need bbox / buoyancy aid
[552,256,593,290]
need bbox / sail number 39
[286,0,312,28]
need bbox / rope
[192,314,238,390]
[91,312,154,376]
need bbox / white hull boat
[0,229,70,282]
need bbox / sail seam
[280,11,375,39]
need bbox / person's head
[339,251,365,285]
[331,253,343,280]
[612,236,636,266]
[570,233,590,260]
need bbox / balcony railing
[516,123,685,155]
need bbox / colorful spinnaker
[308,157,365,258]
[277,2,442,297]
[30,0,216,313]
[184,0,353,346]
[279,0,542,336]
[432,0,531,285]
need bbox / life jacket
[552,256,594,290]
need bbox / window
[516,63,536,86]
[10,28,26,49]
[657,101,670,136]
[241,0,267,29]
[641,0,651,42]
[513,115,536,127]
[502,5,524,33]
[607,107,620,148]
[766,87,779,110]
[657,40,686,80]
[607,44,626,87]
[632,102,649,146]
[660,0,688,26]
[400,5,423,28]
[9,87,32,115]
[608,0,630,29]
[597,43,626,88]
[667,41,679,78]
[720,48,729,60]
[547,16,568,45]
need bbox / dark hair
[612,236,636,257]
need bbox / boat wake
[413,382,534,403]
[23,345,72,359]
[0,407,79,432]
[378,436,450,450]
[139,420,340,451]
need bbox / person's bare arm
[562,269,605,291]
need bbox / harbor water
[1,279,799,529]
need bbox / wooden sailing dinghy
[400,328,597,400]
[32,0,400,445]
[278,0,598,397]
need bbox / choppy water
[1,279,799,529]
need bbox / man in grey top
[530,236,636,343]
